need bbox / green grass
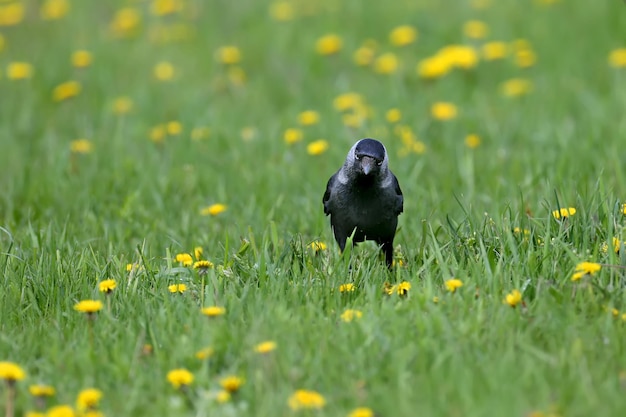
[2,0,626,416]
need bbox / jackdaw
[323,138,403,267]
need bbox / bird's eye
[355,154,361,161]
[376,161,383,166]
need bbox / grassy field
[2,0,626,416]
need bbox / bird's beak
[360,156,375,175]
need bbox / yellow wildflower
[71,50,92,68]
[349,407,374,417]
[70,139,93,154]
[195,347,214,360]
[215,46,241,65]
[194,246,203,260]
[149,125,166,143]
[482,41,508,61]
[29,384,55,397]
[609,48,626,68]
[333,92,363,111]
[308,241,327,252]
[385,108,401,123]
[389,25,417,46]
[112,96,133,115]
[439,45,479,69]
[220,376,244,393]
[463,20,488,39]
[284,128,303,145]
[7,62,33,80]
[464,134,481,149]
[515,48,536,68]
[166,121,182,135]
[307,139,329,156]
[504,289,522,307]
[168,284,187,293]
[41,0,70,20]
[269,1,294,21]
[175,253,193,266]
[601,237,621,254]
[110,7,141,37]
[154,61,175,81]
[397,281,411,295]
[433,296,440,304]
[571,262,601,282]
[76,388,102,411]
[340,309,363,323]
[417,55,450,79]
[191,127,210,141]
[0,361,25,382]
[431,102,458,121]
[0,2,25,26]
[216,390,231,403]
[501,78,533,97]
[374,52,399,74]
[552,207,576,219]
[201,204,227,216]
[339,283,355,293]
[73,300,103,314]
[126,263,143,272]
[288,389,326,411]
[254,341,277,354]
[298,110,320,126]
[166,368,194,389]
[46,405,75,417]
[353,46,375,66]
[98,279,116,294]
[315,34,342,55]
[53,81,81,102]
[193,260,214,271]
[444,278,463,293]
[201,306,226,317]
[150,0,182,16]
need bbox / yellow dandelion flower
[501,78,533,97]
[168,283,187,293]
[308,241,327,252]
[339,283,355,293]
[201,204,227,216]
[112,96,133,115]
[431,102,458,121]
[53,81,81,102]
[150,0,182,16]
[29,384,55,397]
[417,55,451,79]
[397,281,411,296]
[439,45,479,70]
[71,50,92,68]
[552,207,576,219]
[215,46,241,65]
[175,253,193,266]
[76,388,102,411]
[349,407,375,417]
[166,368,193,389]
[254,341,277,354]
[216,390,231,403]
[464,134,481,149]
[201,306,226,317]
[482,41,508,61]
[284,128,303,145]
[110,7,141,37]
[193,260,214,270]
[288,389,326,411]
[0,361,25,382]
[611,308,620,317]
[7,62,33,80]
[195,347,214,360]
[353,46,375,66]
[385,108,401,123]
[74,300,103,314]
[46,405,75,417]
[269,1,294,21]
[166,121,182,135]
[433,296,440,304]
[571,262,601,281]
[70,139,93,154]
[194,246,203,260]
[333,92,363,111]
[444,278,463,293]
[315,34,342,55]
[191,127,210,141]
[609,48,626,68]
[504,289,522,307]
[220,376,244,393]
[41,0,70,20]
[298,110,320,126]
[98,279,116,294]
[374,52,399,74]
[515,48,536,68]
[149,125,166,143]
[463,20,488,39]
[126,263,143,272]
[340,309,363,323]
[154,61,175,81]
[389,25,417,46]
[601,237,621,254]
[307,139,329,156]
[0,2,25,26]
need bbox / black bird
[323,138,403,267]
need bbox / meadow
[1,0,626,416]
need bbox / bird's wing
[322,173,337,216]
[392,173,403,214]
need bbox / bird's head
[345,138,388,179]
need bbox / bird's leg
[380,241,394,269]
